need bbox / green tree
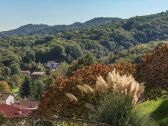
[35,80,44,100]
[20,76,32,98]
[2,67,11,76]
[11,74,21,86]
[65,45,83,60]
[53,62,69,77]
[22,50,35,63]
[49,45,65,61]
[31,80,45,100]
[67,53,97,76]
[10,64,20,75]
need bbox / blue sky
[0,0,168,31]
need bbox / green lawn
[136,96,168,126]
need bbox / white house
[47,61,59,69]
[0,94,15,105]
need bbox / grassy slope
[136,96,168,126]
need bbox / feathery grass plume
[106,72,115,89]
[125,82,132,95]
[124,88,128,95]
[129,82,136,97]
[83,84,94,94]
[133,83,139,96]
[96,76,108,92]
[117,76,125,92]
[84,103,95,111]
[96,69,144,105]
[132,96,138,105]
[76,85,87,94]
[65,93,78,103]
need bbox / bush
[137,44,168,98]
[38,64,137,117]
[0,113,6,125]
[91,93,158,126]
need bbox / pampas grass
[65,69,144,111]
[96,76,108,92]
[77,85,87,94]
[91,93,158,126]
[65,93,78,103]
[77,84,94,94]
[83,84,94,94]
[96,69,144,105]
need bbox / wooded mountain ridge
[1,10,168,37]
[0,17,121,36]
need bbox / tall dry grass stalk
[83,84,94,94]
[96,76,108,92]
[96,69,144,105]
[76,84,94,94]
[65,93,78,103]
[77,85,87,94]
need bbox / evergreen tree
[20,76,32,98]
[10,64,20,75]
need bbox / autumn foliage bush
[65,69,144,112]
[37,63,137,117]
[37,44,168,119]
[137,44,168,98]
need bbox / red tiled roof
[0,104,30,117]
[14,99,39,110]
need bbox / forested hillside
[0,18,121,36]
[1,11,168,65]
[1,11,168,91]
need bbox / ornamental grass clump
[65,69,144,115]
[91,93,158,126]
[91,70,157,126]
[95,69,144,105]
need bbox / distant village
[0,61,59,117]
[21,61,59,77]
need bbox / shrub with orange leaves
[71,64,137,86]
[37,63,137,118]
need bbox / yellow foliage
[0,81,11,93]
